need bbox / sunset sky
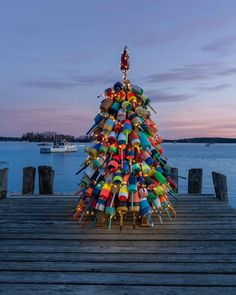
[0,0,236,139]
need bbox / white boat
[40,140,77,153]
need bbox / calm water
[0,142,235,208]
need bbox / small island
[0,132,90,143]
[0,133,236,144]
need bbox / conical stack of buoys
[73,47,177,230]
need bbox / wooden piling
[0,168,8,200]
[22,167,36,195]
[212,171,228,202]
[188,168,203,194]
[38,166,54,195]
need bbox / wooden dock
[0,195,236,294]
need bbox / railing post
[0,168,9,200]
[188,168,203,194]
[38,166,54,195]
[212,172,228,202]
[22,166,36,194]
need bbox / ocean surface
[0,142,235,208]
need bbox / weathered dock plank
[1,271,236,286]
[1,261,236,273]
[0,195,236,294]
[1,233,236,240]
[0,252,235,263]
[0,284,235,295]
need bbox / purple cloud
[70,72,117,85]
[145,89,196,103]
[22,71,118,89]
[201,35,236,54]
[216,67,236,76]
[146,62,215,83]
[160,120,217,129]
[131,13,236,48]
[22,78,78,89]
[196,83,231,92]
[146,62,236,83]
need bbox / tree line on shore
[0,131,90,142]
[164,137,236,143]
[0,132,236,143]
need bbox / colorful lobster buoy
[115,90,126,102]
[107,155,120,173]
[139,195,154,226]
[117,108,126,123]
[123,119,132,143]
[129,130,141,151]
[86,113,104,135]
[147,191,163,223]
[105,194,116,231]
[126,147,135,172]
[128,174,138,210]
[118,184,129,201]
[118,132,127,168]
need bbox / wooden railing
[0,167,228,201]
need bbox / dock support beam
[22,167,36,195]
[188,168,203,194]
[0,168,8,200]
[38,166,54,195]
[212,171,228,202]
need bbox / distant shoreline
[1,136,236,144]
[164,137,236,143]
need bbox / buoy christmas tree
[73,47,177,230]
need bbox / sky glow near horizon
[0,0,236,139]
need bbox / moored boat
[40,140,77,153]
